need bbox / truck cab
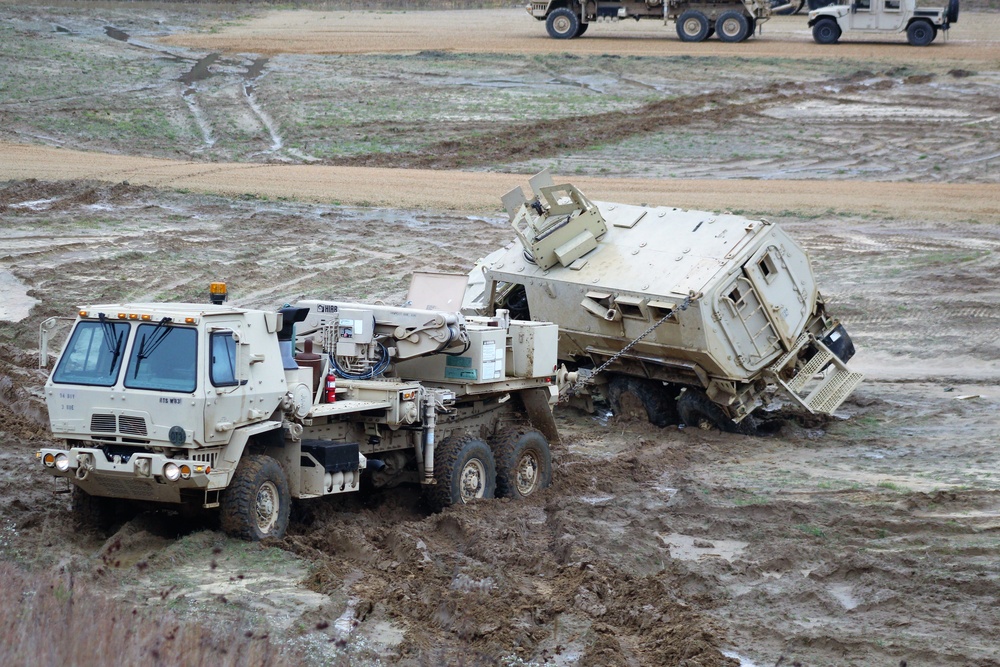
[808,0,958,45]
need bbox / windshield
[52,320,130,386]
[124,322,197,393]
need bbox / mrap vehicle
[37,282,560,540]
[465,172,863,433]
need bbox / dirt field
[2,3,1000,667]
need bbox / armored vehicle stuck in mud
[465,172,863,432]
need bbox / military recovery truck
[37,283,560,540]
[464,172,863,432]
[808,0,959,45]
[528,0,772,43]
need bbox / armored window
[52,320,130,387]
[884,0,900,8]
[124,324,197,393]
[856,0,871,9]
[210,332,238,387]
[758,252,779,284]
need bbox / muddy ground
[1,3,999,667]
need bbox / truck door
[203,323,248,445]
[877,0,906,30]
[743,243,811,348]
[714,276,783,372]
[849,0,879,29]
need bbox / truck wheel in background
[676,10,711,42]
[607,375,678,427]
[72,486,116,531]
[906,19,936,46]
[221,455,291,540]
[426,435,496,511]
[947,0,959,24]
[744,18,757,40]
[492,429,553,500]
[811,18,842,44]
[716,11,751,42]
[575,22,589,37]
[677,388,752,434]
[546,8,580,39]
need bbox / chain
[563,294,694,398]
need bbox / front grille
[118,416,148,436]
[91,414,116,432]
[191,452,218,468]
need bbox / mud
[1,3,999,667]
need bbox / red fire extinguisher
[325,372,337,403]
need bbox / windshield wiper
[98,312,124,374]
[132,317,173,379]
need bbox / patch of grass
[794,524,827,539]
[877,480,911,493]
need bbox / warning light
[210,282,228,305]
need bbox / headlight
[179,464,191,480]
[43,453,56,468]
[55,453,70,472]
[163,462,180,482]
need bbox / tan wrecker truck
[528,0,773,43]
[37,282,559,540]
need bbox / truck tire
[906,20,936,46]
[607,375,678,427]
[492,429,552,500]
[425,435,496,511]
[676,10,710,42]
[575,22,589,37]
[744,17,756,40]
[72,486,115,531]
[947,0,959,24]
[220,455,291,541]
[677,389,753,434]
[811,18,841,44]
[546,8,580,39]
[716,11,751,43]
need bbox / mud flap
[770,333,864,415]
[519,386,561,445]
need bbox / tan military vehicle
[808,0,959,45]
[37,282,560,540]
[528,0,772,43]
[465,172,862,433]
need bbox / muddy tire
[546,8,580,39]
[220,455,291,541]
[72,485,115,531]
[492,429,552,501]
[676,10,710,42]
[607,375,678,427]
[425,435,496,512]
[812,18,841,45]
[716,11,750,43]
[676,389,752,434]
[906,20,936,46]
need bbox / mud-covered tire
[812,18,841,45]
[947,0,959,24]
[425,435,496,512]
[546,8,580,39]
[676,10,710,42]
[492,429,552,501]
[607,375,678,427]
[716,11,750,43]
[72,486,116,531]
[677,389,754,434]
[220,455,291,541]
[906,20,936,46]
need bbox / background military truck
[808,0,959,45]
[528,0,773,43]
[37,282,560,540]
[464,172,863,433]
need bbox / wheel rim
[721,18,741,38]
[552,16,571,35]
[515,451,541,497]
[255,481,280,533]
[459,458,487,502]
[682,18,702,36]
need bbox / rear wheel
[906,20,936,46]
[492,429,553,500]
[812,18,841,44]
[425,435,496,511]
[744,17,757,40]
[676,389,752,434]
[607,375,678,427]
[676,10,710,42]
[575,22,589,37]
[220,455,291,541]
[716,11,751,42]
[546,8,580,39]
